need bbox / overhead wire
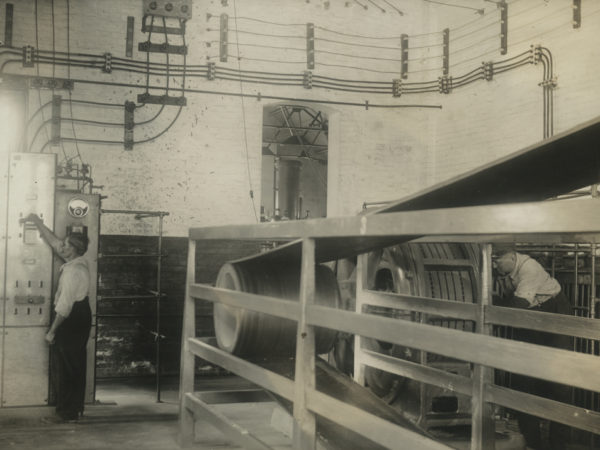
[419,0,484,13]
[34,0,51,154]
[366,0,386,13]
[232,0,259,223]
[208,28,304,40]
[66,0,85,167]
[380,0,404,15]
[224,16,305,27]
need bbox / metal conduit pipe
[214,261,340,357]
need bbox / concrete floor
[0,377,595,450]
[0,376,293,450]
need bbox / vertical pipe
[471,244,495,450]
[178,238,196,446]
[274,156,280,218]
[591,243,596,321]
[156,214,164,402]
[293,238,316,450]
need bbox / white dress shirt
[54,256,90,317]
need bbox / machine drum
[214,261,340,358]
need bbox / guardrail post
[472,243,495,449]
[293,238,317,449]
[353,253,368,385]
[179,238,197,447]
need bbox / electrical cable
[380,0,404,15]
[0,58,22,73]
[407,53,444,62]
[311,78,390,90]
[450,32,500,55]
[27,118,53,152]
[26,100,53,128]
[420,0,484,13]
[66,0,85,168]
[315,49,401,62]
[208,28,304,40]
[312,74,390,86]
[33,0,53,156]
[163,16,170,95]
[315,26,402,40]
[212,65,301,77]
[449,47,501,68]
[61,117,124,127]
[510,4,572,35]
[407,66,445,74]
[67,99,124,108]
[212,55,307,65]
[233,0,260,223]
[451,17,500,42]
[366,0,386,13]
[311,83,392,95]
[43,77,445,108]
[353,0,368,10]
[215,77,301,87]
[315,37,402,51]
[316,62,402,75]
[133,106,184,145]
[232,0,259,223]
[233,42,306,53]
[226,16,305,27]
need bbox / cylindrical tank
[214,261,340,357]
[277,159,302,220]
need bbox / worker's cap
[67,233,89,255]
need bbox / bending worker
[24,213,92,423]
[493,245,572,450]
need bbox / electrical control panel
[4,153,55,326]
[1,152,55,407]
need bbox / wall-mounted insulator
[220,14,228,62]
[5,3,14,48]
[303,70,313,89]
[207,62,216,80]
[306,23,315,70]
[143,0,192,20]
[442,28,449,76]
[392,79,402,97]
[539,77,558,89]
[531,45,542,65]
[51,95,61,145]
[22,46,34,67]
[124,101,135,151]
[438,75,452,94]
[103,53,112,73]
[482,61,494,81]
[500,1,508,55]
[572,0,581,29]
[126,17,134,57]
[400,34,408,79]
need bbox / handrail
[180,199,600,449]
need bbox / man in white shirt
[493,246,572,450]
[24,213,92,423]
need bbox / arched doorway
[261,104,328,221]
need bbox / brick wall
[96,234,261,377]
[2,1,598,231]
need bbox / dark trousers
[509,292,572,450]
[52,297,92,420]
